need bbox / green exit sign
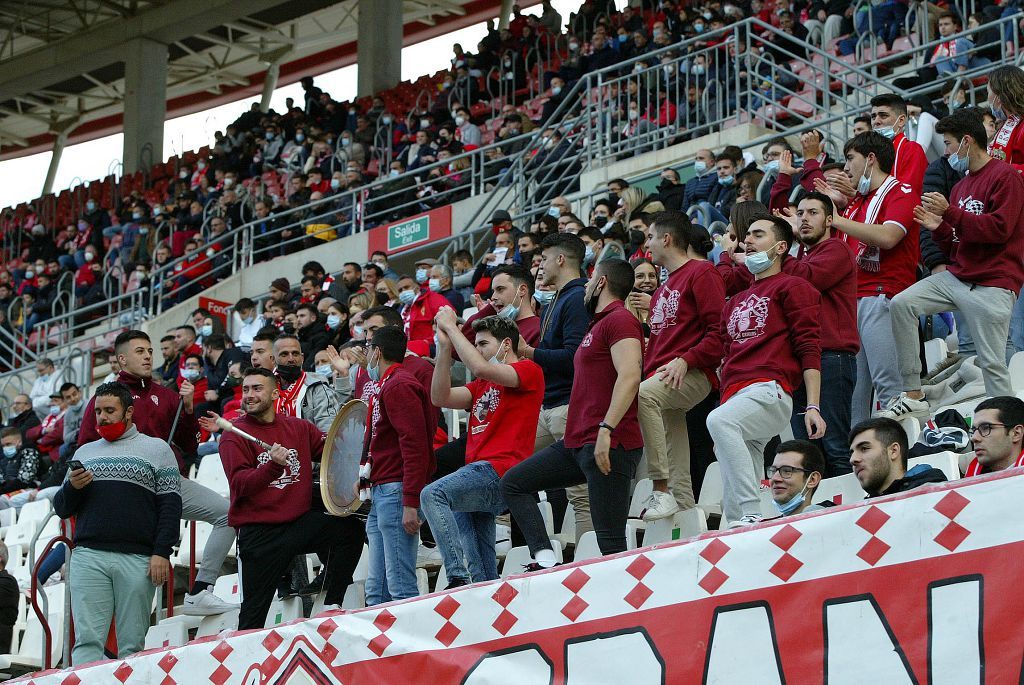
[388,215,430,252]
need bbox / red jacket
[892,133,928,196]
[402,289,451,344]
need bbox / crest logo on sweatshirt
[649,289,681,334]
[151,394,159,406]
[727,293,770,343]
[958,195,985,216]
[471,387,502,433]
[256,448,301,489]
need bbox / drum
[319,399,367,517]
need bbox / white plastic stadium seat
[697,463,723,517]
[195,454,230,498]
[812,472,866,507]
[1009,351,1024,393]
[553,502,576,548]
[264,596,303,627]
[643,508,709,546]
[909,452,961,481]
[924,338,949,375]
[899,417,921,444]
[196,609,240,637]
[573,531,602,562]
[627,478,654,520]
[145,622,188,649]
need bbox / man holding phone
[54,382,181,666]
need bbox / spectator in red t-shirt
[424,313,544,587]
[503,258,644,569]
[870,94,928,194]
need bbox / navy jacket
[534,277,589,408]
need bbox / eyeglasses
[969,422,1008,437]
[767,465,813,479]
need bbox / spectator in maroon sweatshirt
[362,326,435,605]
[636,211,726,522]
[221,367,363,629]
[882,108,1024,420]
[707,216,825,528]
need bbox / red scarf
[274,371,306,417]
[989,115,1021,162]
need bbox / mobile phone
[69,460,84,472]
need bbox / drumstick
[215,417,274,451]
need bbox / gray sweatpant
[891,270,1016,396]
[707,381,792,523]
[853,294,902,425]
[181,478,234,586]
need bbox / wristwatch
[598,421,616,432]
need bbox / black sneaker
[522,562,561,573]
[444,577,470,590]
[297,571,326,598]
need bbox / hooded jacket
[870,463,948,498]
[534,277,589,409]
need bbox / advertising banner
[198,296,232,327]
[17,470,1023,684]
[366,206,453,256]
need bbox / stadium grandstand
[0,0,1023,680]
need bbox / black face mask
[658,179,674,191]
[277,364,303,383]
[594,215,608,229]
[518,250,536,264]
[375,291,389,306]
[607,192,619,205]
[282,323,295,335]
[585,284,603,318]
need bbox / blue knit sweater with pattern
[54,425,181,558]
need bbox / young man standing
[767,440,827,517]
[849,417,947,497]
[220,368,363,629]
[55,383,181,665]
[362,326,435,604]
[870,93,928,193]
[827,132,920,424]
[707,216,825,527]
[424,314,543,586]
[636,211,726,520]
[503,259,644,568]
[883,109,1024,418]
[966,396,1024,476]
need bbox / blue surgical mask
[353,325,365,337]
[331,179,341,190]
[873,125,896,140]
[718,174,735,186]
[693,160,708,174]
[693,22,705,32]
[398,289,417,306]
[552,86,562,96]
[296,133,305,142]
[49,406,60,416]
[583,245,595,265]
[2,446,15,458]
[200,324,213,337]
[415,268,429,284]
[315,364,333,377]
[764,160,780,174]
[367,349,382,382]
[242,315,255,325]
[132,211,142,220]
[428,278,443,293]
[265,132,275,140]
[947,138,969,173]
[497,291,523,321]
[488,341,509,365]
[992,104,1006,120]
[182,368,201,381]
[86,201,96,212]
[534,290,555,306]
[744,242,782,275]
[326,314,342,329]
[857,159,873,195]
[772,482,809,516]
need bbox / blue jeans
[421,461,506,583]
[365,481,419,605]
[791,351,857,477]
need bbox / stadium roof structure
[0,0,524,162]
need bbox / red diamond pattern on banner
[770,524,802,552]
[491,582,520,635]
[210,641,233,663]
[492,582,518,608]
[262,629,284,653]
[768,525,804,582]
[434,595,462,646]
[369,609,397,657]
[161,676,176,685]
[855,505,892,566]
[560,569,591,622]
[316,618,338,641]
[493,609,518,635]
[113,662,133,683]
[158,652,179,673]
[624,554,655,609]
[322,642,339,664]
[210,665,232,685]
[698,539,731,594]
[61,674,81,685]
[933,490,972,552]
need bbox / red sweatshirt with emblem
[366,366,435,507]
[932,158,1024,294]
[220,412,323,527]
[719,271,822,401]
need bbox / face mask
[315,364,333,377]
[132,211,142,220]
[197,160,206,169]
[488,341,509,365]
[569,42,579,51]
[773,482,809,516]
[200,324,213,337]
[97,420,129,442]
[224,375,242,388]
[367,349,382,382]
[242,314,255,325]
[694,22,705,32]
[206,248,216,258]
[25,270,34,279]
[72,400,83,410]
[180,171,189,179]
[330,178,341,190]
[534,289,555,306]
[628,109,639,121]
[455,116,465,126]
[49,406,60,416]
[992,104,1005,120]
[296,133,305,142]
[584,283,603,317]
[619,34,628,43]
[428,278,445,293]
[86,201,96,212]
[399,289,417,306]
[326,314,342,329]
[518,249,535,264]
[947,138,969,173]
[277,364,303,384]
[353,324,365,338]
[857,159,873,195]
[583,245,595,265]
[382,115,394,125]
[718,174,735,186]
[745,242,782,275]
[375,291,389,305]
[420,118,431,129]
[694,160,708,174]
[552,86,562,96]
[2,446,17,458]
[389,169,400,178]
[139,227,149,235]
[415,268,429,284]
[182,368,201,381]
[341,138,351,147]
[547,206,561,218]
[498,291,523,320]
[873,125,897,140]
[265,132,275,140]
[692,64,706,75]
[504,59,512,68]
[764,159,780,174]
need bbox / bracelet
[806,404,821,412]
[598,421,616,432]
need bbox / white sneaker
[416,543,442,567]
[641,491,680,521]
[728,514,763,529]
[182,588,237,616]
[875,392,930,420]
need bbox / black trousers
[237,511,364,630]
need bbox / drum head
[320,399,367,516]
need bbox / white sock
[534,549,557,568]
